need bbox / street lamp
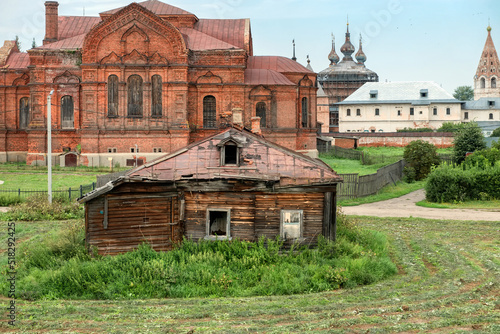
[47,89,54,204]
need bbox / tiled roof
[247,56,314,74]
[101,0,194,16]
[180,28,239,51]
[58,16,101,40]
[244,69,294,86]
[463,97,500,110]
[36,34,86,50]
[4,52,30,69]
[194,19,249,51]
[340,81,459,104]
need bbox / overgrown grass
[0,211,396,300]
[0,171,99,190]
[0,194,83,221]
[416,198,500,210]
[339,180,426,206]
[1,216,498,333]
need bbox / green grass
[0,213,396,300]
[357,146,453,156]
[1,215,498,333]
[417,199,500,210]
[339,181,426,206]
[0,172,100,190]
[319,155,388,175]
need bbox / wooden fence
[337,160,405,200]
[0,183,96,201]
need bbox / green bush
[491,127,500,137]
[2,211,397,300]
[425,163,500,202]
[452,122,486,164]
[0,194,83,221]
[437,122,466,132]
[403,140,441,181]
[397,127,434,133]
[463,148,500,170]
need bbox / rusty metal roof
[4,52,30,69]
[247,56,314,74]
[58,16,101,40]
[35,34,86,50]
[194,19,249,52]
[101,0,195,16]
[244,69,295,86]
[180,28,240,51]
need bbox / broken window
[107,75,119,117]
[222,142,238,165]
[151,75,162,117]
[203,95,217,128]
[19,97,29,129]
[256,102,266,128]
[281,210,303,240]
[206,209,231,239]
[127,75,143,117]
[61,95,74,129]
[301,97,308,128]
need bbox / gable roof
[248,56,314,74]
[100,0,195,16]
[339,81,459,105]
[463,97,500,110]
[79,128,341,203]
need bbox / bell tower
[474,25,500,99]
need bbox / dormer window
[217,138,243,166]
[370,90,378,99]
[489,100,495,107]
[420,89,428,98]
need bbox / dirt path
[342,189,500,221]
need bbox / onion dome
[355,34,367,64]
[340,22,355,60]
[328,34,340,65]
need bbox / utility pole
[47,89,54,204]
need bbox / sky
[0,0,499,94]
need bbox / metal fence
[337,160,405,200]
[0,183,96,201]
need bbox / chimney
[231,108,243,128]
[251,117,262,136]
[43,1,59,45]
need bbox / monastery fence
[337,160,405,200]
[0,183,96,201]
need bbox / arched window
[127,75,143,117]
[203,95,216,128]
[256,102,266,128]
[489,113,494,120]
[346,108,351,116]
[492,77,497,89]
[107,75,119,117]
[301,97,308,128]
[61,96,74,129]
[480,77,486,89]
[151,75,162,117]
[19,97,29,129]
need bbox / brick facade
[0,1,318,166]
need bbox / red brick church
[0,1,317,167]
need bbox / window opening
[127,75,143,117]
[281,210,302,240]
[19,97,29,129]
[108,75,119,117]
[256,102,266,128]
[203,95,217,128]
[61,96,74,129]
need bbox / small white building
[338,81,462,133]
[462,97,500,136]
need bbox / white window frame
[205,208,231,240]
[280,209,303,241]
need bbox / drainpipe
[47,89,54,203]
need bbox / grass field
[339,181,426,206]
[1,215,498,333]
[319,156,388,175]
[0,172,100,190]
[417,199,500,210]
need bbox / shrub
[397,127,434,133]
[491,127,500,137]
[437,122,466,132]
[426,163,500,202]
[463,148,500,170]
[403,140,441,181]
[452,122,486,164]
[0,194,83,221]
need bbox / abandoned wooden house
[78,126,342,255]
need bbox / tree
[491,127,500,137]
[452,122,486,164]
[403,140,441,181]
[31,38,37,49]
[14,35,21,51]
[453,86,474,101]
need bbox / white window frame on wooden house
[217,137,243,167]
[280,209,303,241]
[205,208,231,240]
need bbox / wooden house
[78,127,342,255]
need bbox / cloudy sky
[1,0,499,93]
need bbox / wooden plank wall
[87,193,181,255]
[184,192,256,241]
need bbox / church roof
[475,25,500,79]
[247,56,314,74]
[36,33,86,50]
[339,81,459,104]
[180,28,239,51]
[194,19,250,52]
[244,69,295,86]
[100,0,195,17]
[4,52,30,69]
[58,16,101,40]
